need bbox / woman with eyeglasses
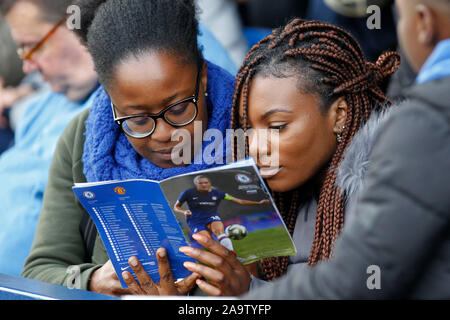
[22,0,235,297]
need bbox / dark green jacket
[22,109,109,290]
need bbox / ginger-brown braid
[230,19,400,281]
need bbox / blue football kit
[178,188,228,234]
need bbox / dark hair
[0,0,72,23]
[231,19,400,281]
[74,0,203,86]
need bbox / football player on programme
[174,175,269,253]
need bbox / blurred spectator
[198,23,238,75]
[304,0,399,93]
[0,72,45,154]
[386,3,417,101]
[307,0,398,62]
[5,71,45,132]
[196,0,249,68]
[386,46,417,102]
[237,0,308,29]
[236,1,397,64]
[0,14,24,153]
[0,0,99,276]
[0,14,23,86]
[0,77,33,129]
[0,77,31,153]
[236,0,308,47]
[323,0,392,18]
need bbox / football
[225,224,248,240]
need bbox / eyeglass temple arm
[22,17,67,60]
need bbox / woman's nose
[249,129,271,155]
[150,118,175,142]
[248,129,277,167]
[248,129,259,159]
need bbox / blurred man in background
[0,0,98,276]
[0,14,40,154]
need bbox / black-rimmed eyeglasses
[111,69,201,139]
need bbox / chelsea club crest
[83,191,95,199]
[235,173,251,184]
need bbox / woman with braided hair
[180,18,400,296]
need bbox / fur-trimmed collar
[336,105,399,200]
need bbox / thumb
[179,272,201,294]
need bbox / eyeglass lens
[121,100,197,138]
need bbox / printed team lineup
[73,158,297,287]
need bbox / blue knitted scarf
[82,61,234,182]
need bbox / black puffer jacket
[242,77,450,299]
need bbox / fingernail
[196,279,203,285]
[192,233,206,242]
[130,257,139,267]
[122,272,129,280]
[183,261,196,269]
[157,248,166,258]
[179,246,192,254]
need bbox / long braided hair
[231,19,400,281]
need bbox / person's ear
[328,96,348,135]
[416,4,438,47]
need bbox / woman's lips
[154,147,185,161]
[154,148,175,161]
[259,166,282,179]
